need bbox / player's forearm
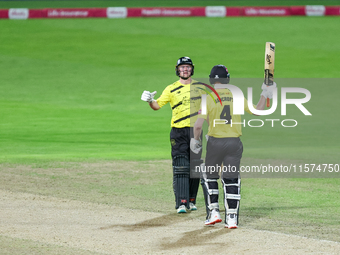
[256,96,266,111]
[194,118,204,140]
[194,126,202,140]
[149,100,160,110]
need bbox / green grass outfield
[0,6,340,245]
[1,16,339,163]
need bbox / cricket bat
[264,42,275,107]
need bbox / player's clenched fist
[141,90,157,103]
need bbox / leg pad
[173,155,190,209]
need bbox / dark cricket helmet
[209,64,230,85]
[175,56,194,77]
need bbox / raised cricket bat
[264,42,275,107]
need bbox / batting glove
[141,90,157,103]
[261,82,277,99]
[190,138,202,154]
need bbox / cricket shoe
[225,214,238,229]
[205,209,222,225]
[189,202,197,211]
[177,205,187,213]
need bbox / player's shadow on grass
[99,211,206,231]
[100,211,229,250]
[160,226,229,250]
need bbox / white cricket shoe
[205,209,222,225]
[177,205,187,213]
[189,202,197,211]
[225,213,238,229]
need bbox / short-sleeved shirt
[199,87,254,138]
[157,80,203,128]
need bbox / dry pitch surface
[1,162,340,254]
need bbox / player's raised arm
[256,94,266,111]
[254,82,277,113]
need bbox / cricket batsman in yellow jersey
[141,57,204,213]
[190,65,274,228]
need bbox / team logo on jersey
[182,96,190,106]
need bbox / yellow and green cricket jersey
[156,80,203,128]
[200,88,254,138]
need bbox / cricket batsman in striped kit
[141,57,203,213]
[190,65,274,228]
